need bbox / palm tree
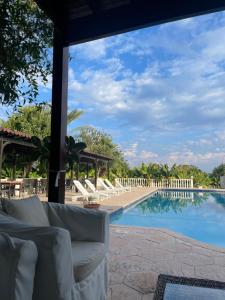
[65,136,86,180]
[67,109,83,125]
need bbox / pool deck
[63,187,158,214]
[108,225,225,300]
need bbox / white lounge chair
[85,179,109,198]
[115,179,132,191]
[104,178,128,193]
[73,180,107,202]
[97,178,119,195]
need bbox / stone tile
[110,284,142,300]
[110,255,151,273]
[192,246,221,257]
[124,271,158,293]
[214,256,225,266]
[142,294,154,300]
[108,225,225,300]
[181,263,195,277]
[175,253,214,266]
[109,271,126,285]
[174,239,193,253]
[195,265,225,281]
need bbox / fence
[157,190,194,201]
[116,178,194,189]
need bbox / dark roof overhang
[35,0,225,46]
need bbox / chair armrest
[44,202,109,245]
[0,213,73,300]
[0,233,37,300]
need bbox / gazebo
[0,128,36,180]
[78,150,113,187]
[0,128,36,196]
[35,0,225,203]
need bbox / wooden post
[48,27,69,203]
[107,161,110,180]
[94,160,98,188]
[76,162,80,180]
[86,163,89,179]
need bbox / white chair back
[97,178,110,190]
[73,180,89,196]
[104,179,114,189]
[115,179,123,188]
[85,180,96,193]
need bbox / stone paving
[107,225,225,300]
[65,187,158,213]
[39,187,158,214]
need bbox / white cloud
[65,12,225,171]
[70,39,107,60]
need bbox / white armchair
[0,196,109,300]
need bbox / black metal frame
[35,0,225,203]
[154,274,225,300]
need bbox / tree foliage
[75,126,129,178]
[211,164,225,187]
[0,105,83,139]
[129,163,212,187]
[1,105,51,139]
[0,0,53,108]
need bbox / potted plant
[83,197,100,209]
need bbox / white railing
[157,190,194,201]
[116,178,194,189]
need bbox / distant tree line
[128,163,224,188]
[0,105,225,188]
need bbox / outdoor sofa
[0,196,109,300]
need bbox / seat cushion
[1,196,50,226]
[71,241,106,282]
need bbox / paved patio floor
[39,187,158,214]
[107,225,225,300]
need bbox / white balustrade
[116,178,194,189]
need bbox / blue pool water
[111,190,225,248]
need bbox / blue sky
[2,11,225,171]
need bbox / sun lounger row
[72,178,131,202]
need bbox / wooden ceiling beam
[86,0,104,14]
[63,0,225,46]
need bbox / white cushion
[1,196,50,226]
[71,241,106,282]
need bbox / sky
[2,11,225,172]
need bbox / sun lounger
[73,180,108,202]
[97,178,119,195]
[104,178,128,193]
[85,179,109,197]
[115,179,132,191]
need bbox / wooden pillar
[76,159,80,181]
[94,160,98,188]
[48,27,69,203]
[86,163,89,179]
[107,161,110,180]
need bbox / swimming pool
[111,190,225,248]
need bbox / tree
[65,136,86,180]
[0,0,53,108]
[75,126,129,178]
[211,164,225,187]
[129,162,212,187]
[0,105,83,139]
[1,105,51,139]
[67,110,83,126]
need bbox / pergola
[78,150,113,187]
[0,128,36,186]
[35,0,225,204]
